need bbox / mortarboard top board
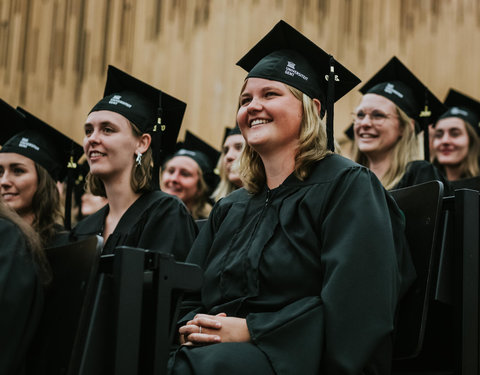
[236,20,361,151]
[0,99,26,143]
[1,105,83,182]
[359,56,446,126]
[437,89,480,136]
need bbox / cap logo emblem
[450,107,469,117]
[109,95,133,108]
[384,83,404,98]
[18,137,40,151]
[177,149,196,157]
[324,75,339,82]
[285,61,308,81]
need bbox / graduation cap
[1,105,83,182]
[170,131,221,191]
[222,125,242,145]
[359,56,446,160]
[90,65,187,188]
[437,89,480,136]
[0,102,83,229]
[236,20,361,152]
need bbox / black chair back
[27,235,103,375]
[390,181,444,360]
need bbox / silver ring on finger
[199,326,202,334]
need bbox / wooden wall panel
[1,0,480,151]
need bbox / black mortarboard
[222,125,242,145]
[170,131,221,191]
[0,103,83,229]
[359,56,446,160]
[437,89,480,136]
[90,65,186,188]
[1,105,83,181]
[236,20,360,151]
[359,57,445,124]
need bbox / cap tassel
[419,91,432,161]
[64,153,77,230]
[326,56,335,152]
[151,93,163,190]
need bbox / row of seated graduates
[26,61,480,375]
[26,176,479,375]
[23,28,480,375]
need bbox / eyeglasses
[352,110,398,125]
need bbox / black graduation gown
[170,154,416,375]
[0,218,43,375]
[70,190,197,261]
[393,160,450,192]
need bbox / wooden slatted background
[1,0,480,151]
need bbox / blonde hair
[211,148,243,202]
[86,121,153,197]
[433,119,480,179]
[353,105,419,190]
[238,81,331,194]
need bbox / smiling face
[83,110,143,185]
[222,134,244,186]
[354,93,403,160]
[433,117,470,166]
[0,152,38,219]
[237,78,303,156]
[161,156,201,210]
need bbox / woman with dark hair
[0,197,50,375]
[161,131,220,220]
[432,89,480,181]
[70,66,196,259]
[352,57,447,190]
[0,100,83,247]
[211,126,245,202]
[169,21,415,375]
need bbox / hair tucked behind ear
[86,121,153,197]
[237,82,331,194]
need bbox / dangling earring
[136,152,142,166]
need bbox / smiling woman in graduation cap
[432,89,480,181]
[169,21,415,375]
[69,66,196,260]
[352,56,447,190]
[0,100,83,247]
[161,131,220,219]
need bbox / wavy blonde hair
[433,119,480,179]
[237,81,331,194]
[353,105,420,190]
[86,121,153,197]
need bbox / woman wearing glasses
[352,57,446,190]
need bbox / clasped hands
[179,313,251,346]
